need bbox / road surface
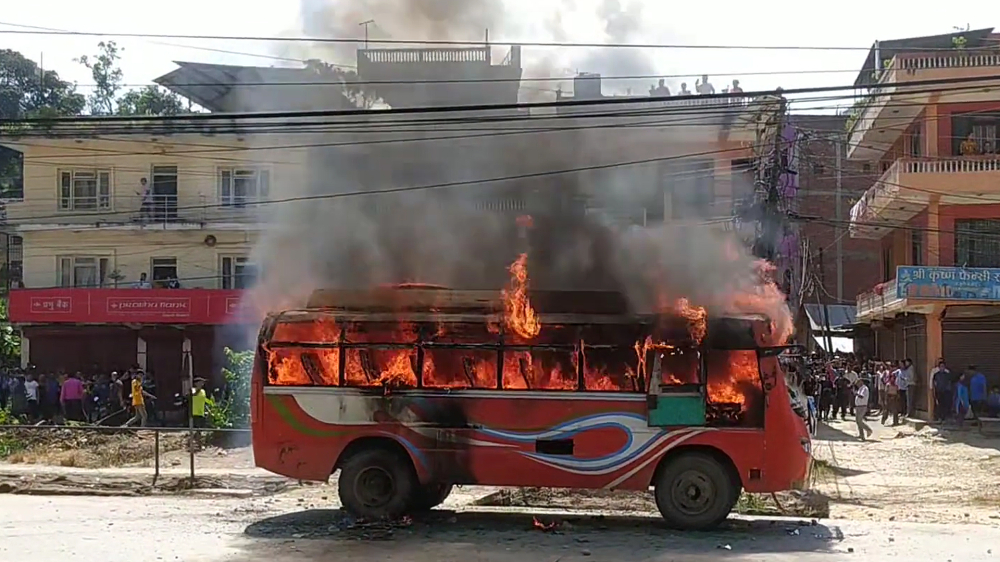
[3,493,999,562]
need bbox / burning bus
[250,256,811,531]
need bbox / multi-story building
[847,27,1000,418]
[1,48,777,399]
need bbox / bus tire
[337,448,416,521]
[411,483,453,511]
[653,452,738,531]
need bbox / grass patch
[0,428,186,468]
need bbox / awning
[804,304,857,331]
[813,335,854,353]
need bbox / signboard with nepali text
[895,266,1000,301]
[9,288,253,324]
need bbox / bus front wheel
[338,448,416,520]
[411,483,453,511]
[653,452,738,531]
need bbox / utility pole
[751,94,789,264]
[359,20,375,50]
[835,136,844,302]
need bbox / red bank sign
[10,289,252,325]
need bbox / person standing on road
[854,378,873,441]
[59,372,85,422]
[124,372,154,427]
[955,372,971,428]
[932,359,952,422]
[191,377,208,428]
[23,374,39,422]
[968,365,987,417]
[845,366,860,417]
[897,359,912,419]
[902,359,917,418]
[882,363,901,426]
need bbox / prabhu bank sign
[9,288,251,324]
[896,266,1000,301]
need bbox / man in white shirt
[23,374,39,421]
[854,378,873,441]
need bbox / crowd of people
[0,366,212,428]
[798,353,1000,441]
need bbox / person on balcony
[678,82,691,96]
[136,177,154,221]
[730,79,743,94]
[649,78,670,97]
[131,273,152,289]
[695,75,715,95]
[960,134,980,156]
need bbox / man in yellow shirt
[191,377,208,428]
[124,372,154,427]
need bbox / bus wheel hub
[355,466,395,508]
[672,471,714,514]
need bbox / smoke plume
[242,1,792,344]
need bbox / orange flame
[675,298,708,343]
[502,253,541,340]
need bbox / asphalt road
[3,494,999,562]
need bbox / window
[663,159,714,219]
[7,235,22,288]
[955,219,1000,267]
[911,230,924,266]
[219,168,270,207]
[57,256,109,287]
[59,170,111,211]
[221,255,255,289]
[882,245,894,282]
[909,124,922,157]
[952,112,1000,155]
[150,166,178,220]
[150,257,178,288]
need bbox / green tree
[0,49,86,119]
[0,299,20,367]
[207,348,252,429]
[116,85,186,116]
[75,41,124,115]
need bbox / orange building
[849,28,1000,419]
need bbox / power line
[11,72,1000,125]
[65,67,862,89]
[0,28,886,51]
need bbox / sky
[2,0,999,112]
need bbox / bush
[207,347,252,429]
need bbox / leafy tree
[75,41,124,115]
[0,299,20,367]
[0,49,86,119]
[116,85,186,116]
[208,348,252,429]
[305,59,380,109]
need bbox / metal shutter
[942,318,1000,387]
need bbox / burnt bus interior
[260,288,766,427]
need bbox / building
[847,28,1000,418]
[0,50,778,400]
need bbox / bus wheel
[654,452,737,531]
[338,448,415,520]
[411,483,453,511]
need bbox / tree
[116,85,186,116]
[76,41,124,115]
[0,49,86,120]
[304,59,380,109]
[0,298,20,367]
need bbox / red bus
[251,287,810,530]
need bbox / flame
[706,350,759,407]
[502,253,541,340]
[723,260,794,345]
[675,298,708,343]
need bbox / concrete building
[847,27,1000,418]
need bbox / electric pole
[750,94,789,264]
[359,20,375,50]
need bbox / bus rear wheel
[411,483,453,511]
[338,448,415,520]
[654,452,737,531]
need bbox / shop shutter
[942,318,1000,387]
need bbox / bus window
[271,317,341,344]
[705,349,764,427]
[582,346,641,392]
[656,348,700,386]
[422,323,498,389]
[344,347,418,388]
[268,347,340,386]
[501,349,578,390]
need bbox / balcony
[850,156,1000,239]
[857,279,905,322]
[847,51,1000,160]
[8,288,248,325]
[5,194,267,231]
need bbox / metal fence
[0,424,252,487]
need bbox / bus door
[646,347,706,428]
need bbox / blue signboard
[896,266,1000,301]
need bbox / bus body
[251,288,811,530]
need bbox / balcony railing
[857,278,902,320]
[7,194,267,227]
[851,156,1000,230]
[847,51,1000,137]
